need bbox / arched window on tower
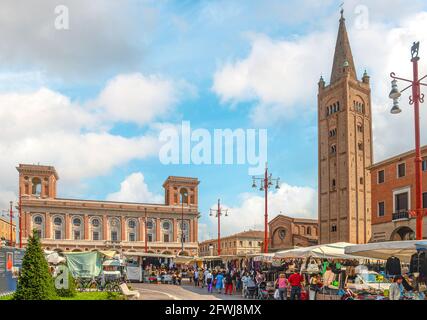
[32,178,42,196]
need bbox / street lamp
[209,199,229,256]
[251,162,280,253]
[388,41,427,240]
[180,189,188,255]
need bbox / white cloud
[212,31,334,125]
[96,73,194,126]
[0,0,148,81]
[0,71,188,210]
[205,182,317,238]
[106,172,163,204]
[212,8,427,161]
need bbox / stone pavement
[132,282,248,300]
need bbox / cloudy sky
[1,0,427,240]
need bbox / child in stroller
[257,281,270,300]
[244,277,258,299]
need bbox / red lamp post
[9,201,13,246]
[19,186,22,248]
[389,41,427,240]
[144,208,148,253]
[209,199,228,256]
[251,163,280,253]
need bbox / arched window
[32,215,45,239]
[32,178,42,196]
[72,216,83,240]
[162,220,173,243]
[127,219,138,242]
[180,188,188,205]
[146,219,156,242]
[109,217,121,242]
[178,221,189,243]
[90,217,102,241]
[52,215,64,240]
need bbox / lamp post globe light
[388,41,427,240]
[251,162,280,253]
[209,199,228,256]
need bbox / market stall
[345,241,427,300]
[274,243,377,300]
[122,251,175,282]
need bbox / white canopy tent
[344,240,427,263]
[45,251,66,265]
[274,242,363,260]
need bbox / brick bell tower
[318,10,373,244]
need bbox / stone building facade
[318,11,372,244]
[17,164,200,256]
[269,215,318,251]
[198,230,264,256]
[0,216,16,246]
[370,146,427,242]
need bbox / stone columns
[103,216,108,240]
[65,214,70,240]
[121,216,126,241]
[45,212,51,239]
[25,212,31,238]
[173,218,177,242]
[84,214,89,240]
[156,218,161,242]
[189,219,194,243]
[138,217,144,242]
[194,217,198,243]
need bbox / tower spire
[330,10,357,84]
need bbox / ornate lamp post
[389,41,427,240]
[209,199,229,256]
[251,163,280,253]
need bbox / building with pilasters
[17,164,200,256]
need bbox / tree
[13,230,56,300]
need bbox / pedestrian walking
[275,274,288,300]
[215,272,224,294]
[288,270,304,300]
[225,272,233,295]
[194,269,199,287]
[206,270,213,293]
[198,269,204,288]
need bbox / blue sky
[1,0,427,239]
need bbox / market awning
[122,251,175,259]
[45,252,66,265]
[103,259,122,266]
[99,251,117,259]
[250,253,275,262]
[274,242,360,259]
[344,240,427,263]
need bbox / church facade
[17,164,200,256]
[318,11,373,244]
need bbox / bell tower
[16,164,59,199]
[318,11,373,244]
